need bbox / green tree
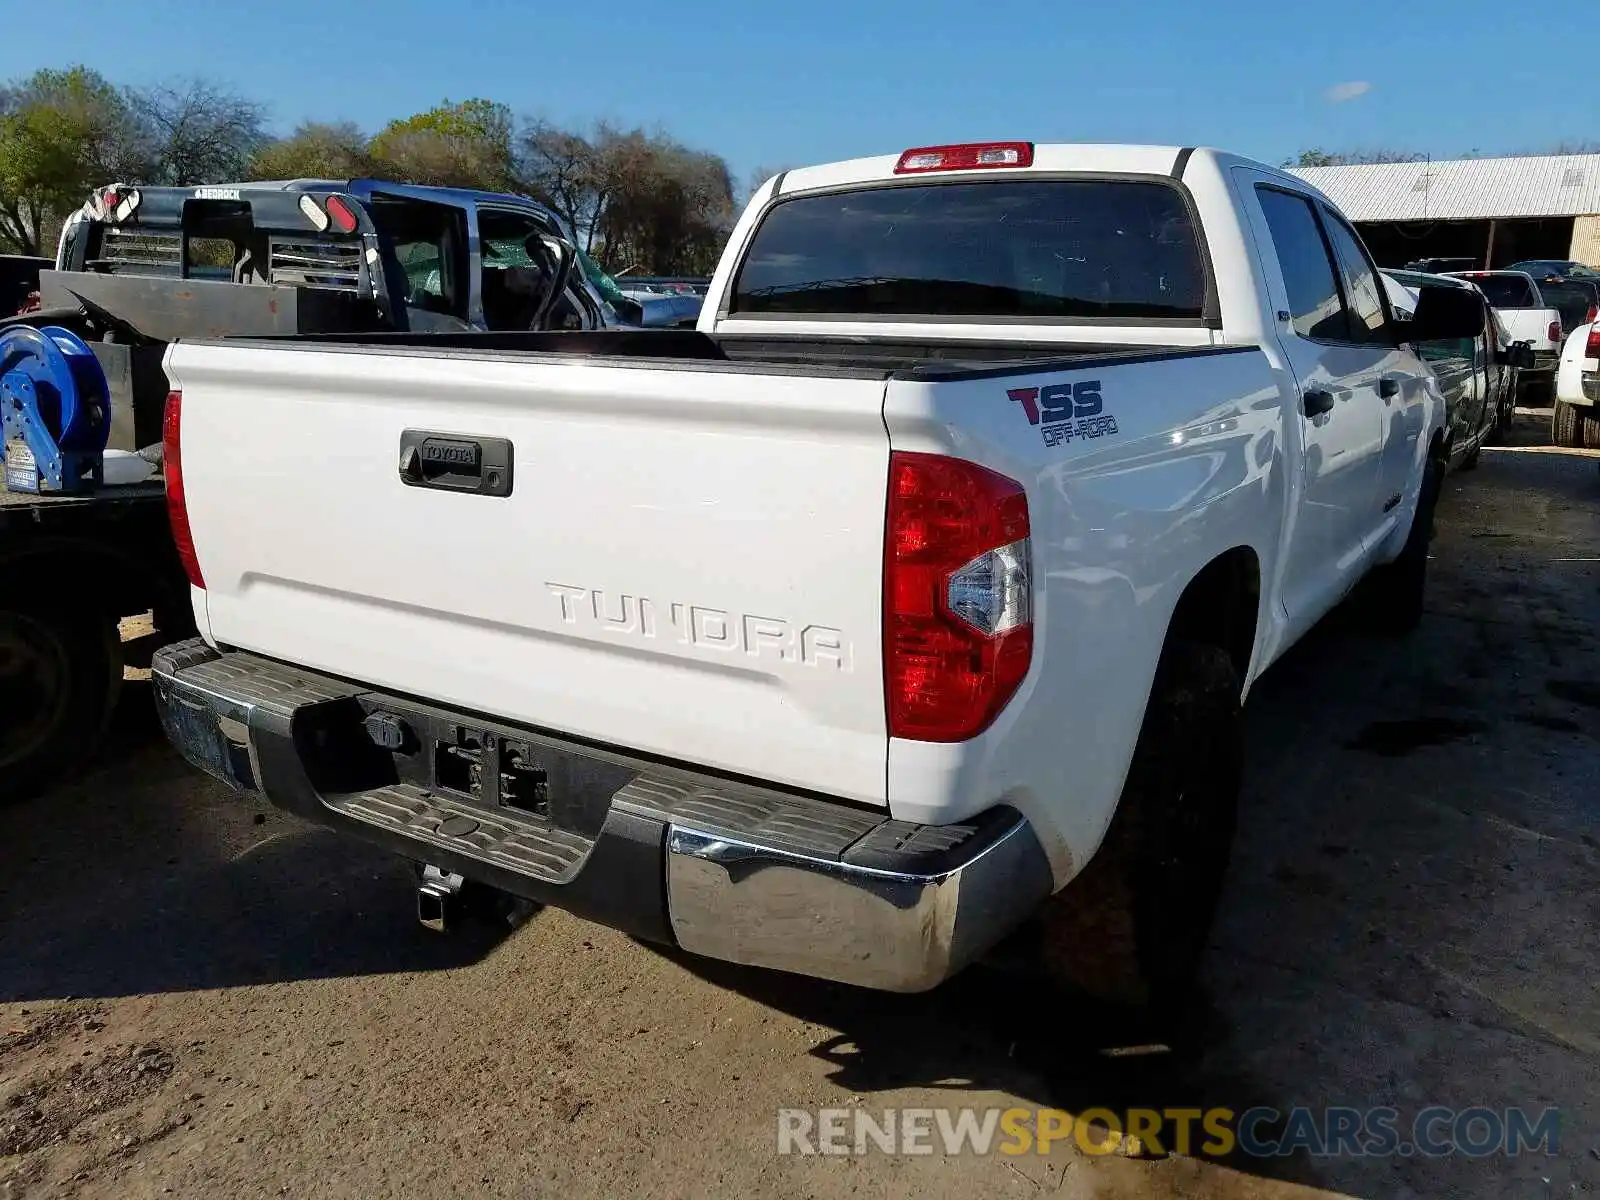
[249,121,373,181]
[0,66,147,254]
[369,99,514,189]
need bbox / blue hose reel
[1,325,112,494]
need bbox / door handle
[1302,388,1336,418]
[1379,377,1400,399]
[398,430,515,497]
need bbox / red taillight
[894,142,1035,174]
[1550,320,1564,343]
[162,389,205,590]
[102,189,119,209]
[1586,327,1600,358]
[884,452,1033,742]
[324,194,359,233]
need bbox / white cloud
[1325,81,1372,104]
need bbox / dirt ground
[2,412,1596,1200]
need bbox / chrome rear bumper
[152,639,1051,992]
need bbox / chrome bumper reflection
[666,819,1052,993]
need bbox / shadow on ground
[0,680,509,1001]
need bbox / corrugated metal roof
[1287,154,1600,221]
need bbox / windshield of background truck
[731,179,1206,320]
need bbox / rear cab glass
[1467,274,1537,308]
[730,179,1209,322]
[1536,279,1595,330]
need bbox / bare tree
[593,130,735,275]
[518,120,611,249]
[744,163,793,204]
[131,78,265,184]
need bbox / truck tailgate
[169,342,892,804]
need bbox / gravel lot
[2,412,1597,1200]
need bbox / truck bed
[242,326,1243,378]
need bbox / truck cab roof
[770,144,1322,199]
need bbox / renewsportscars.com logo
[1008,381,1120,447]
[775,1105,1561,1160]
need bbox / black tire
[0,603,122,805]
[1553,398,1585,448]
[1461,438,1482,471]
[1024,643,1242,1016]
[1361,453,1443,635]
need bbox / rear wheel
[1022,643,1242,1017]
[0,603,122,804]
[1553,398,1586,448]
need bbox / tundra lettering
[544,583,849,669]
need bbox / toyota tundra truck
[149,143,1482,1012]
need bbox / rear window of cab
[731,179,1207,322]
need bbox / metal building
[1288,154,1600,270]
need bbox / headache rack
[266,237,365,291]
[96,227,185,274]
[67,185,374,297]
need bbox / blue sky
[5,0,1595,184]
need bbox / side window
[479,209,588,331]
[1320,211,1389,343]
[1255,187,1348,341]
[367,194,469,320]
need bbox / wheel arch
[1163,545,1263,694]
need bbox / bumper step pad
[332,783,594,883]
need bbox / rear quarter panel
[883,348,1289,884]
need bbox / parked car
[1502,259,1600,281]
[1447,270,1563,399]
[634,292,704,328]
[1552,320,1600,447]
[1386,269,1530,459]
[1405,256,1477,274]
[149,142,1481,1017]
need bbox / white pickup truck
[1446,270,1564,397]
[1553,320,1600,448]
[151,143,1482,1014]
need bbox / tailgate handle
[398,430,514,497]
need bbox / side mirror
[1409,285,1485,342]
[1495,342,1536,369]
